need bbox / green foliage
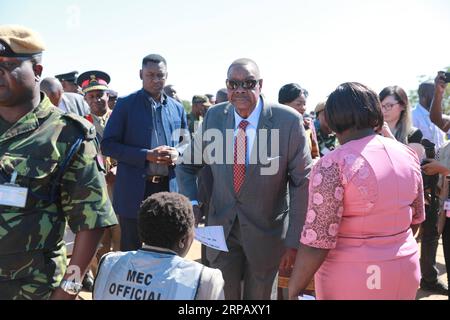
[407,67,450,113]
[182,100,192,114]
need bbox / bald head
[40,77,64,106]
[227,58,261,79]
[418,81,435,110]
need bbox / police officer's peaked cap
[77,70,110,94]
[0,25,46,57]
[55,71,79,84]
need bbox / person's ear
[259,79,263,90]
[178,235,187,250]
[33,64,43,82]
[139,69,143,81]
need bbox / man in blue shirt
[101,54,189,251]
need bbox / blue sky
[1,0,449,110]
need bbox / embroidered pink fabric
[300,135,425,250]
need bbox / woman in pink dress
[288,82,425,300]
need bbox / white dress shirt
[412,103,446,149]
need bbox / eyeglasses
[0,57,31,72]
[226,79,261,90]
[381,102,400,111]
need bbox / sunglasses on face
[0,57,31,72]
[226,79,261,90]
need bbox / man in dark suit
[177,58,312,299]
[101,54,189,251]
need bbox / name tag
[0,184,28,208]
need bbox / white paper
[194,226,229,252]
[298,294,316,300]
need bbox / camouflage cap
[0,25,46,57]
[192,95,212,107]
[315,101,326,114]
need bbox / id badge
[0,184,28,208]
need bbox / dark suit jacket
[101,89,188,219]
[177,97,312,266]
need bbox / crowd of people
[0,24,448,300]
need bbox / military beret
[77,70,110,94]
[192,95,212,106]
[55,71,79,83]
[0,25,45,57]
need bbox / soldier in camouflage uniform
[0,25,117,300]
[313,101,338,157]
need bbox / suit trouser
[209,218,278,300]
[119,180,169,251]
[420,204,440,284]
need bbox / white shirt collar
[233,97,262,130]
[415,103,429,115]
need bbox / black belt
[147,176,168,184]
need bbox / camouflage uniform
[0,94,117,300]
[187,113,201,136]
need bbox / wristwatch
[59,279,83,295]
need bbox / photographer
[410,78,449,294]
[421,142,450,300]
[430,71,450,132]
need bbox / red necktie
[234,120,249,194]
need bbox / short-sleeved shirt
[301,135,424,261]
[0,94,117,300]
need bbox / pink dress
[300,135,425,300]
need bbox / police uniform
[0,25,117,300]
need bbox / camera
[421,138,435,162]
[444,72,450,84]
[421,138,438,190]
[421,139,439,211]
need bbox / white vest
[93,248,204,300]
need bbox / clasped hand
[146,146,178,165]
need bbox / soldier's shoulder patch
[61,113,96,141]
